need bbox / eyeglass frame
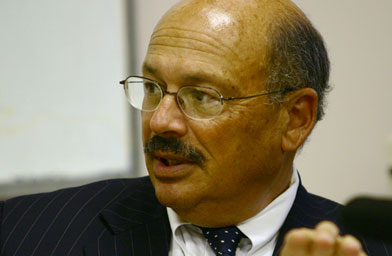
[119,75,297,120]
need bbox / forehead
[143,52,239,95]
[143,29,244,94]
[142,0,274,92]
[145,0,284,85]
[144,19,242,81]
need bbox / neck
[173,161,294,227]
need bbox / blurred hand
[280,221,367,256]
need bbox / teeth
[165,159,184,166]
[159,157,186,166]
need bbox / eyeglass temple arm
[119,80,148,85]
[222,87,297,101]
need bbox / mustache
[144,135,205,165]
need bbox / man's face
[141,1,289,219]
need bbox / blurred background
[1,0,391,203]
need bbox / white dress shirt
[168,168,299,256]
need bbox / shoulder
[2,176,153,213]
[1,176,154,220]
[0,176,156,255]
[0,177,154,229]
[286,184,344,228]
[0,177,153,209]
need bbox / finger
[308,221,339,256]
[336,235,364,256]
[311,228,337,256]
[280,228,313,256]
[315,221,340,236]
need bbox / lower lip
[152,158,195,179]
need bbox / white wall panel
[0,0,131,185]
[292,0,392,203]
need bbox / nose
[149,94,187,137]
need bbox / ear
[282,88,318,152]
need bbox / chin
[152,178,202,210]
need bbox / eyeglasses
[119,76,296,120]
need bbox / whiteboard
[0,0,133,185]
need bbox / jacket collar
[272,181,344,256]
[272,182,311,256]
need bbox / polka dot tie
[199,226,245,256]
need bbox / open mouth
[152,153,198,178]
[159,157,187,166]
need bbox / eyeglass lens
[125,77,223,119]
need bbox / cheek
[192,111,257,160]
[141,113,152,142]
[198,106,283,168]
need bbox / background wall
[293,0,392,203]
[133,0,392,204]
[0,0,133,197]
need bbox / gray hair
[265,4,331,121]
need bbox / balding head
[149,0,329,120]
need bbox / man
[0,0,390,255]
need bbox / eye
[190,89,217,103]
[144,82,159,94]
[178,87,222,119]
[193,90,206,101]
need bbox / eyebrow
[142,63,159,77]
[181,74,212,84]
[142,62,237,95]
[143,62,214,84]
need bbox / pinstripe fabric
[0,176,391,255]
[0,177,171,256]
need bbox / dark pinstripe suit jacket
[0,176,391,256]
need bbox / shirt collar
[167,166,299,253]
[237,167,299,253]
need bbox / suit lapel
[85,177,171,256]
[272,182,344,256]
[272,183,312,256]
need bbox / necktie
[199,226,245,256]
